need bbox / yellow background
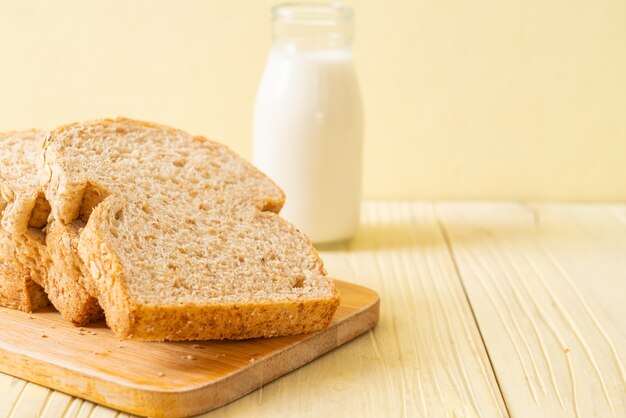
[1,0,624,201]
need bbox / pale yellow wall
[1,1,624,200]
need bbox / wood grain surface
[0,280,379,418]
[437,202,626,417]
[1,201,625,417]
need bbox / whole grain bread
[0,230,48,312]
[39,117,339,341]
[0,131,50,235]
[44,219,103,324]
[0,131,49,312]
[0,130,101,323]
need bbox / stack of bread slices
[0,118,339,341]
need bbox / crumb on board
[41,333,47,338]
[249,358,255,363]
[158,372,165,377]
[192,344,204,349]
[181,355,196,360]
[209,353,226,358]
[563,347,570,353]
[28,315,34,319]
[116,343,126,348]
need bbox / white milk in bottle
[253,3,363,244]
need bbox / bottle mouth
[273,3,353,25]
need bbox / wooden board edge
[175,296,381,418]
[0,284,380,417]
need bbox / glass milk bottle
[253,3,363,244]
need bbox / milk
[253,47,363,244]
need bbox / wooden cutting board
[0,280,379,417]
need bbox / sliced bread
[40,117,339,341]
[0,130,102,324]
[0,131,50,235]
[43,219,103,324]
[0,230,48,312]
[0,131,49,312]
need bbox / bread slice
[43,219,103,324]
[40,117,339,341]
[0,230,48,312]
[0,131,50,235]
[0,130,101,323]
[0,131,49,312]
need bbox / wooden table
[2,201,624,417]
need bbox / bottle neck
[271,3,354,52]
